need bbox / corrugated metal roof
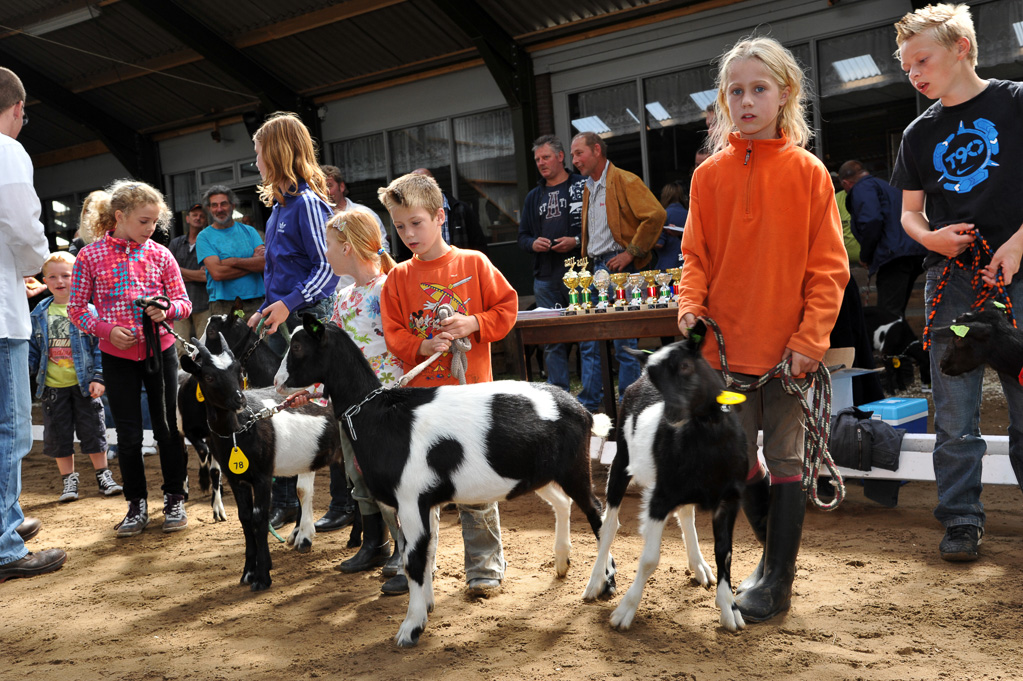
[0,0,695,160]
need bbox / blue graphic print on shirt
[932,118,999,193]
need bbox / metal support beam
[429,0,539,200]
[122,0,320,140]
[0,48,160,184]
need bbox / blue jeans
[590,254,642,401]
[0,339,32,566]
[269,294,335,509]
[532,277,602,411]
[926,265,1023,530]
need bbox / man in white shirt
[0,67,66,582]
[321,164,389,253]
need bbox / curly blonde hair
[80,180,171,242]
[252,112,329,208]
[709,37,812,154]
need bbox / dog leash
[700,316,844,511]
[922,229,1016,351]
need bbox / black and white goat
[274,315,614,648]
[176,306,287,522]
[180,333,342,591]
[937,302,1023,383]
[863,306,931,393]
[583,321,747,632]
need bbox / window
[454,109,517,242]
[45,196,76,251]
[569,81,643,179]
[200,166,234,186]
[817,26,916,175]
[332,133,388,226]
[389,121,452,195]
[644,64,716,200]
[169,171,198,214]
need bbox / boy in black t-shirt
[891,3,1023,563]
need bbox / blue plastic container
[858,397,929,434]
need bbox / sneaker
[940,525,983,562]
[115,498,149,538]
[59,472,80,503]
[96,469,123,497]
[162,493,188,533]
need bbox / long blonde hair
[326,209,396,275]
[80,180,171,242]
[252,112,329,207]
[710,37,812,154]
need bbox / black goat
[274,315,615,647]
[583,320,747,632]
[180,333,342,591]
[863,306,931,393]
[937,302,1023,382]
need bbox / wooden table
[509,307,683,425]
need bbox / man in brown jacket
[570,131,665,401]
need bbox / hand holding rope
[700,316,844,511]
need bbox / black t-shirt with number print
[891,79,1023,268]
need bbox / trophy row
[561,257,682,315]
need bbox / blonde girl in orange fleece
[677,37,849,623]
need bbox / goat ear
[623,346,651,361]
[685,319,708,349]
[303,314,325,341]
[180,353,201,376]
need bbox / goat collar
[341,386,386,442]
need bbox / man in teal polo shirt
[195,185,265,318]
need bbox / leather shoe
[314,507,355,532]
[381,573,408,595]
[16,517,42,543]
[381,547,402,578]
[466,577,501,597]
[0,549,67,583]
[269,507,300,530]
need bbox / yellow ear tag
[196,383,204,402]
[243,376,249,390]
[229,446,249,474]
[717,391,746,405]
[891,357,901,369]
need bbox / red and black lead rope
[922,230,1017,351]
[700,316,843,511]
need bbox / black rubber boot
[337,512,390,573]
[735,482,806,622]
[736,474,770,594]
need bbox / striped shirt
[585,161,620,258]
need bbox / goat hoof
[600,575,617,600]
[295,539,312,554]
[249,576,271,592]
[395,624,424,648]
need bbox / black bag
[829,406,905,472]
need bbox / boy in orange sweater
[379,172,518,596]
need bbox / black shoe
[381,546,402,578]
[16,517,41,543]
[735,482,806,622]
[940,525,982,562]
[314,507,355,532]
[0,548,67,583]
[381,573,408,595]
[269,507,300,530]
[337,512,390,573]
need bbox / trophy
[577,257,593,311]
[642,270,659,307]
[669,267,683,298]
[562,257,580,314]
[626,273,644,310]
[655,272,673,308]
[610,272,628,310]
[592,269,611,313]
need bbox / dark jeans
[102,347,188,501]
[875,255,924,318]
[269,295,334,509]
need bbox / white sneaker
[59,472,79,503]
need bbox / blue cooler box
[858,397,929,434]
